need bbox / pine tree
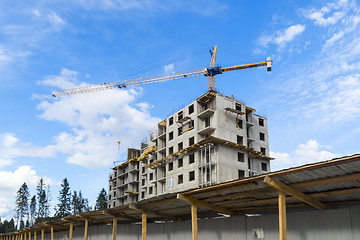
[19,220,24,230]
[15,183,30,228]
[95,188,108,210]
[36,178,47,219]
[45,184,51,217]
[8,219,15,232]
[71,191,90,214]
[30,195,37,226]
[55,178,71,218]
[71,191,80,214]
[2,220,9,233]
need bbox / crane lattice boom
[52,46,272,97]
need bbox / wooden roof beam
[129,204,181,221]
[264,176,328,210]
[102,210,140,222]
[43,223,68,231]
[177,194,235,216]
[76,214,111,224]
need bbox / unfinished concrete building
[108,91,273,208]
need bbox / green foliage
[55,178,71,218]
[30,195,37,226]
[95,188,108,211]
[36,178,50,218]
[15,182,30,228]
[19,220,24,230]
[8,219,15,232]
[71,191,91,214]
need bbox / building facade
[108,92,272,208]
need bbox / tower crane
[52,46,272,97]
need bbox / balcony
[198,126,215,136]
[198,108,215,119]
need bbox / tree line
[0,178,108,233]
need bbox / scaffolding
[198,143,217,187]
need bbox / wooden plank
[191,204,198,240]
[141,198,177,208]
[142,212,147,240]
[292,172,360,189]
[189,182,258,198]
[33,232,36,240]
[28,232,31,240]
[41,230,44,240]
[69,223,73,240]
[84,219,88,240]
[279,191,287,240]
[129,204,181,221]
[77,214,110,224]
[50,226,54,240]
[221,187,360,207]
[177,194,234,216]
[112,217,117,240]
[264,176,328,210]
[102,210,140,221]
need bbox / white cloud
[300,74,360,124]
[32,9,66,30]
[306,9,345,26]
[47,12,66,29]
[259,24,305,49]
[38,68,83,90]
[0,166,56,219]
[0,45,31,68]
[35,69,161,168]
[303,0,349,26]
[164,63,174,72]
[264,1,360,127]
[0,158,12,169]
[270,140,338,171]
[0,133,56,159]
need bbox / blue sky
[1,0,359,219]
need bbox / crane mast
[52,46,272,97]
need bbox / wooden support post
[112,217,117,240]
[51,226,54,240]
[142,212,147,240]
[264,176,328,210]
[279,191,287,240]
[84,219,89,240]
[24,233,26,240]
[69,223,73,240]
[191,204,198,240]
[34,232,36,240]
[20,234,23,240]
[28,232,31,240]
[41,230,44,240]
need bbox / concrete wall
[44,207,360,240]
